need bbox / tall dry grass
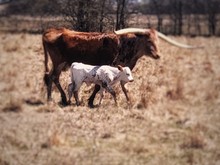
[0,32,220,165]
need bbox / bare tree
[61,0,93,31]
[6,0,60,15]
[205,0,219,36]
[176,0,183,35]
[97,0,115,32]
[115,0,129,30]
[60,0,114,32]
[184,0,206,36]
[168,0,183,35]
[152,0,163,32]
[99,0,106,32]
[192,0,202,35]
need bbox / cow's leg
[44,71,53,102]
[51,67,68,105]
[67,83,74,104]
[88,84,100,108]
[53,78,68,105]
[120,81,130,101]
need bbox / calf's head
[118,65,134,82]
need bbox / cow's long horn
[157,32,203,49]
[114,28,147,35]
[115,28,203,49]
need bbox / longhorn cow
[42,27,201,107]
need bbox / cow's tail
[157,32,204,49]
[42,38,50,86]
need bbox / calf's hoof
[88,99,95,108]
[75,101,81,106]
[58,98,68,106]
[67,100,71,105]
[88,102,97,108]
[47,97,53,102]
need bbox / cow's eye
[126,73,130,76]
[150,46,155,51]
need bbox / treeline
[2,0,130,32]
[138,0,220,36]
[2,0,220,35]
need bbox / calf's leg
[74,91,80,106]
[120,81,130,101]
[72,80,82,106]
[88,84,100,108]
[98,88,104,106]
[105,85,117,106]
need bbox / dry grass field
[0,31,220,165]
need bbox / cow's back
[43,28,120,67]
[59,30,119,66]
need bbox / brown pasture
[0,32,220,165]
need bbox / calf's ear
[117,65,123,71]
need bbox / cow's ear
[117,65,123,71]
[146,28,158,43]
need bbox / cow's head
[114,28,160,69]
[141,28,160,60]
[118,65,134,82]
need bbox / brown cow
[43,27,200,107]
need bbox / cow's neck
[126,51,144,70]
[118,36,143,70]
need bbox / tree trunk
[116,0,127,30]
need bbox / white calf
[68,62,134,106]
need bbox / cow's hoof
[47,97,53,102]
[62,97,69,104]
[58,100,69,107]
[88,103,100,109]
[88,103,95,108]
